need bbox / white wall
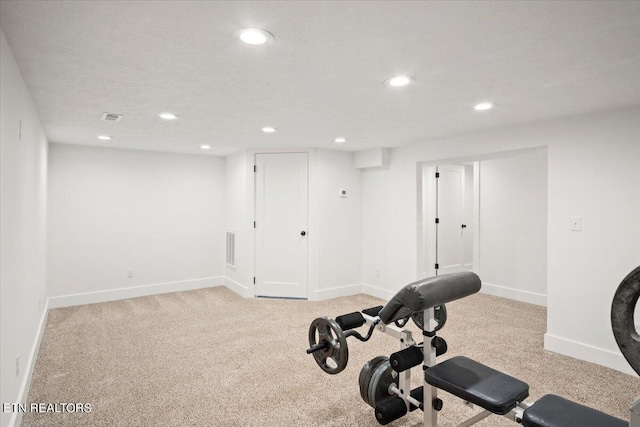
[478,150,548,305]
[361,107,640,374]
[0,29,49,427]
[314,149,362,298]
[48,144,226,306]
[546,118,640,373]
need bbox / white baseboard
[223,277,251,298]
[8,299,50,427]
[361,282,395,301]
[544,333,637,376]
[313,283,362,301]
[481,282,547,306]
[48,276,225,308]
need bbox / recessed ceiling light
[262,126,276,133]
[200,145,211,150]
[334,137,347,143]
[97,135,112,140]
[233,28,274,46]
[158,112,179,120]
[474,102,494,111]
[384,75,414,87]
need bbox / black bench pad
[522,394,628,427]
[425,356,529,415]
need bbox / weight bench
[307,267,640,427]
[377,271,631,426]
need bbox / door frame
[246,148,319,299]
[418,161,481,280]
[417,147,548,282]
[254,152,309,299]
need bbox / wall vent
[226,231,236,268]
[101,112,123,122]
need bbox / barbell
[306,305,448,374]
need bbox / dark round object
[390,346,423,372]
[368,359,397,408]
[611,265,640,375]
[308,317,349,374]
[301,230,306,236]
[411,304,447,332]
[359,356,387,405]
[433,398,444,411]
[431,336,448,357]
[375,397,408,425]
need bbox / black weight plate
[369,359,398,408]
[612,265,640,375]
[308,317,349,374]
[359,356,387,406]
[411,304,447,332]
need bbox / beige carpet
[23,286,639,426]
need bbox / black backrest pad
[379,272,481,324]
[522,394,628,427]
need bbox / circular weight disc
[411,304,447,332]
[308,317,349,374]
[368,359,397,408]
[359,356,387,406]
[611,265,640,375]
[368,360,387,408]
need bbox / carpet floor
[23,286,639,426]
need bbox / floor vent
[101,112,123,122]
[226,231,236,268]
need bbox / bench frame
[364,308,537,427]
[364,307,638,427]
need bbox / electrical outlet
[127,268,133,278]
[376,269,380,279]
[570,216,582,231]
[16,355,20,377]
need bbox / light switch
[570,216,582,231]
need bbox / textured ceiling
[1,1,639,156]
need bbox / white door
[436,164,470,274]
[255,153,308,299]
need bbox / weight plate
[308,317,349,374]
[612,266,640,375]
[368,359,397,408]
[368,361,386,408]
[359,356,387,406]
[411,304,447,332]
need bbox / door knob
[461,224,467,228]
[301,231,307,236]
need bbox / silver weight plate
[359,356,387,407]
[368,359,397,408]
[308,317,349,374]
[411,304,447,332]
